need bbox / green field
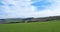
[0,20,60,32]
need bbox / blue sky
[31,0,52,10]
[0,0,60,19]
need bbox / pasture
[0,20,60,32]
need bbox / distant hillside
[0,16,60,24]
[22,16,60,22]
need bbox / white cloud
[0,0,60,19]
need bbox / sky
[0,0,60,19]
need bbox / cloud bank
[0,0,60,19]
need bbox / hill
[0,16,60,23]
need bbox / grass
[0,20,60,32]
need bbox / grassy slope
[0,20,60,32]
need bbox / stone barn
[0,19,6,24]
